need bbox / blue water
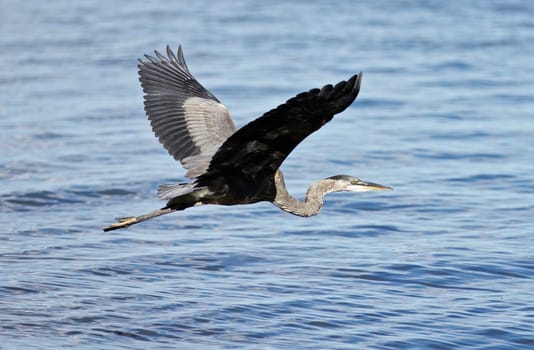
[1,1,533,349]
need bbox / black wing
[198,73,362,183]
[138,46,236,178]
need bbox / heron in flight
[103,46,391,231]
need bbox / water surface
[1,1,533,349]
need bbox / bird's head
[327,175,392,193]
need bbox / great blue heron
[103,46,391,231]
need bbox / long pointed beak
[365,182,393,191]
[358,180,392,191]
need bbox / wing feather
[198,73,363,184]
[138,46,237,178]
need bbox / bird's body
[103,46,390,231]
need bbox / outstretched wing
[198,73,362,183]
[138,46,236,178]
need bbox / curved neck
[272,172,334,217]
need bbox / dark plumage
[103,45,389,231]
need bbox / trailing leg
[103,186,210,232]
[103,207,176,231]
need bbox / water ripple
[1,1,534,349]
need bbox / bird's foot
[116,216,137,224]
[103,216,138,232]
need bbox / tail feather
[157,182,196,199]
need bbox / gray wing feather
[138,45,237,178]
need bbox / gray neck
[272,173,336,217]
